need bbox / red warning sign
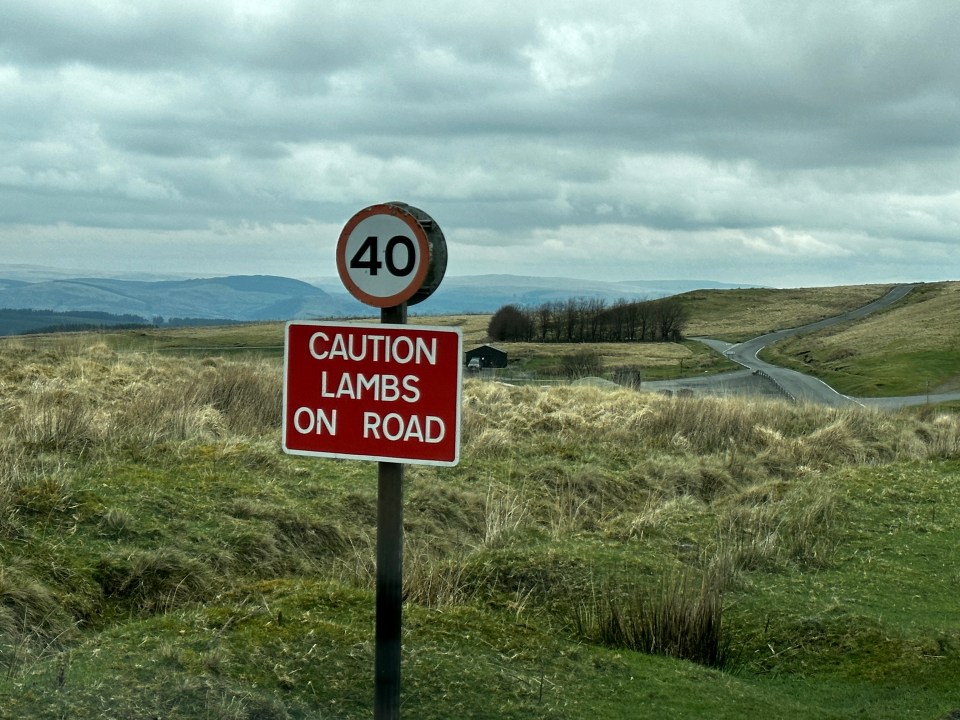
[282,321,462,466]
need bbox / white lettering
[309,332,330,360]
[404,414,424,442]
[329,333,349,360]
[416,337,437,365]
[317,409,337,435]
[425,416,445,443]
[358,373,379,399]
[321,371,335,398]
[292,407,337,435]
[336,372,356,399]
[363,411,380,439]
[359,412,445,443]
[381,375,400,402]
[293,406,315,433]
[317,372,421,402]
[402,375,420,403]
[382,413,404,441]
[308,331,438,366]
[391,337,414,364]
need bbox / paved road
[646,284,960,408]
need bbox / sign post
[377,302,405,720]
[283,203,453,720]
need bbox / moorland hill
[0,289,959,717]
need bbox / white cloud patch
[524,21,626,92]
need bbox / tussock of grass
[574,571,732,669]
[713,478,840,573]
[94,548,217,614]
[0,565,73,676]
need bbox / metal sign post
[376,302,406,719]
[281,202,452,720]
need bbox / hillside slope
[764,281,960,396]
[1,340,959,718]
[679,284,896,341]
[0,275,352,322]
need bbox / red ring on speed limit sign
[336,204,432,308]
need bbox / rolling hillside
[0,274,353,326]
[0,332,958,718]
[0,268,756,331]
[763,281,960,396]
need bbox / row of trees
[488,296,690,343]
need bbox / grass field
[44,281,913,387]
[678,284,897,342]
[762,282,960,396]
[1,306,960,718]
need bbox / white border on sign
[282,321,463,467]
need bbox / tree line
[487,296,690,343]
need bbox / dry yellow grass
[6,335,956,484]
[461,380,960,472]
[681,284,896,340]
[780,281,960,356]
[0,340,282,451]
[766,282,960,394]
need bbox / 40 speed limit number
[337,203,442,308]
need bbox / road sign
[336,202,447,308]
[282,321,462,466]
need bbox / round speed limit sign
[336,202,447,308]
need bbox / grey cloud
[1,0,959,286]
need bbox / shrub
[559,349,603,379]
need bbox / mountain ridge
[0,268,758,333]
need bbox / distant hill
[313,274,756,314]
[0,308,153,336]
[0,275,354,328]
[0,268,757,335]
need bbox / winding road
[645,284,960,409]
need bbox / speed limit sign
[336,202,447,308]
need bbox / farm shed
[465,344,508,369]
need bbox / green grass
[2,297,960,718]
[678,284,896,342]
[762,282,960,396]
[768,348,960,398]
[5,442,960,718]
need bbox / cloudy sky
[2,0,959,288]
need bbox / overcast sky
[2,0,959,288]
